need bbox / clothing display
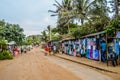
[114,40,119,55]
[62,38,120,61]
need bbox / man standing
[53,44,57,54]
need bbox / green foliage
[0,20,25,45]
[71,28,82,38]
[105,18,120,36]
[105,25,115,35]
[26,35,41,45]
[90,16,110,32]
[49,0,109,38]
[71,22,96,38]
[52,23,78,35]
[52,33,62,40]
[41,30,48,42]
[0,38,8,51]
[112,18,120,29]
[51,27,58,34]
[109,0,120,18]
[0,50,13,60]
[27,40,32,45]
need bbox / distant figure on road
[23,45,27,53]
[20,46,23,54]
[44,46,49,56]
[48,46,51,55]
[100,40,107,62]
[13,45,18,56]
[53,44,57,54]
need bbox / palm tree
[41,30,48,42]
[49,0,110,34]
[88,0,109,31]
[72,0,94,24]
[47,25,51,41]
[49,0,73,34]
[109,0,120,18]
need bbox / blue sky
[0,0,60,36]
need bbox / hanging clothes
[114,40,119,55]
[93,50,99,60]
[90,46,93,59]
[100,40,107,62]
[86,39,91,58]
[96,38,100,50]
[86,49,90,58]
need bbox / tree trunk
[68,23,70,34]
[115,0,119,18]
[81,18,84,25]
[49,28,51,41]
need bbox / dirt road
[0,47,113,80]
[0,47,81,80]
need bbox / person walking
[108,42,118,67]
[13,45,18,56]
[53,44,57,54]
[20,46,23,54]
[100,40,107,62]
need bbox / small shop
[61,31,120,66]
[83,31,106,61]
[48,40,61,52]
[8,41,16,53]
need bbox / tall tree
[73,0,93,24]
[47,25,51,41]
[41,30,48,42]
[0,20,25,45]
[89,0,110,31]
[49,0,73,34]
[109,0,120,18]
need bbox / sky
[0,0,60,36]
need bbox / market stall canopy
[82,31,106,38]
[8,41,16,45]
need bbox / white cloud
[24,30,41,36]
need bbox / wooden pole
[106,32,108,66]
[117,33,120,65]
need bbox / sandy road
[0,47,81,80]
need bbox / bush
[0,50,13,60]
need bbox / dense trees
[0,20,25,45]
[41,30,48,42]
[26,35,41,45]
[47,0,120,39]
[109,0,120,18]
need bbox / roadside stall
[48,40,61,53]
[106,31,120,66]
[8,41,16,54]
[59,31,120,66]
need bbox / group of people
[107,40,119,66]
[44,44,57,56]
[9,44,29,56]
[100,39,119,67]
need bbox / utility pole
[47,25,51,41]
[50,26,51,41]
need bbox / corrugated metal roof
[83,31,106,38]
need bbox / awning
[8,41,16,45]
[83,31,106,38]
